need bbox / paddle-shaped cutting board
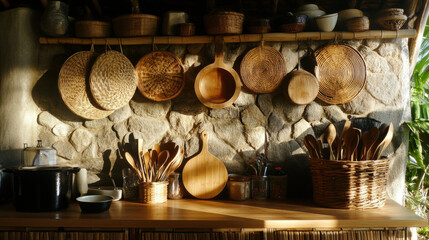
[182,131,228,199]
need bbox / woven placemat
[135,51,185,101]
[240,45,287,94]
[89,50,137,110]
[58,51,114,120]
[314,44,367,104]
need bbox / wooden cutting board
[182,131,228,199]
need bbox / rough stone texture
[360,46,391,74]
[324,105,348,123]
[365,39,381,50]
[213,119,250,151]
[82,142,99,159]
[268,111,285,133]
[234,91,256,107]
[108,104,132,123]
[292,119,314,144]
[96,127,118,154]
[311,118,331,138]
[53,141,78,160]
[209,106,240,119]
[377,42,400,58]
[130,99,171,118]
[128,116,169,147]
[273,95,305,122]
[304,102,323,122]
[38,111,62,129]
[169,111,194,135]
[368,107,403,127]
[257,94,273,116]
[366,72,400,105]
[52,123,72,137]
[245,126,266,150]
[277,125,292,142]
[281,47,299,73]
[113,121,128,140]
[168,45,186,59]
[84,118,110,129]
[183,54,201,69]
[187,44,204,54]
[241,105,266,129]
[38,126,59,146]
[342,90,376,115]
[70,128,93,152]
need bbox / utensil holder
[309,157,390,209]
[138,181,168,204]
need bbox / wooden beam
[39,30,417,45]
[409,0,429,73]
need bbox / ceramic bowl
[76,195,113,213]
[87,186,122,201]
[338,9,364,29]
[315,13,338,32]
[296,9,326,19]
[297,4,319,12]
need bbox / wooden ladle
[372,123,394,160]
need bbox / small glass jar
[251,176,269,200]
[168,172,184,200]
[122,168,140,201]
[269,175,287,200]
[227,175,250,201]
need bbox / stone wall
[28,38,411,201]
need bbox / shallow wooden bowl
[346,16,370,32]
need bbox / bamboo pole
[39,30,417,46]
[409,0,429,74]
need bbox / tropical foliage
[406,17,429,238]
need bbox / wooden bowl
[337,9,364,30]
[377,8,404,18]
[280,23,306,33]
[75,21,111,38]
[179,23,196,36]
[346,16,370,32]
[283,69,319,105]
[246,18,271,33]
[376,14,407,30]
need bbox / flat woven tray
[136,51,185,101]
[89,50,138,110]
[314,44,366,104]
[58,51,113,120]
[240,45,287,94]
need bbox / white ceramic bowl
[296,9,326,19]
[88,186,122,201]
[315,13,338,32]
[297,4,319,12]
[338,9,364,27]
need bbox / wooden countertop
[0,199,426,229]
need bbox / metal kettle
[22,140,56,166]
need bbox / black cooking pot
[0,169,12,203]
[6,166,79,212]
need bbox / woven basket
[309,157,390,209]
[138,181,168,204]
[204,11,244,35]
[376,14,407,30]
[240,45,287,93]
[314,44,366,104]
[136,51,185,101]
[112,14,159,36]
[75,21,111,38]
[58,51,114,120]
[89,50,138,110]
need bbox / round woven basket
[136,51,185,101]
[75,20,111,38]
[204,11,244,35]
[58,51,114,120]
[314,44,366,104]
[113,14,159,37]
[138,181,168,204]
[240,45,287,94]
[89,50,138,110]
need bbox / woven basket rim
[75,20,110,25]
[205,11,244,17]
[141,181,168,186]
[376,14,407,21]
[113,14,160,22]
[309,157,390,163]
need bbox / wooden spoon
[337,120,351,160]
[325,124,337,160]
[304,135,318,159]
[372,123,394,160]
[305,135,321,159]
[360,127,379,160]
[125,152,142,180]
[342,128,360,160]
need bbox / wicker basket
[75,21,111,38]
[376,14,407,30]
[204,11,244,35]
[309,158,390,209]
[112,14,159,36]
[138,181,168,204]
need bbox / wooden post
[409,0,429,73]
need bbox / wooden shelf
[0,199,425,229]
[39,29,417,45]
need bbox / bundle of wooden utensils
[305,121,394,161]
[125,139,184,182]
